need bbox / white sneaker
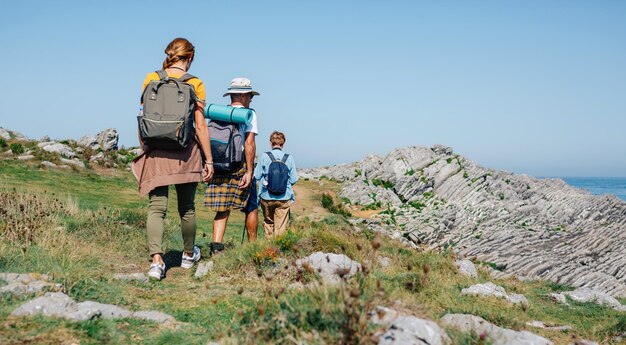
[148,262,165,280]
[181,246,201,269]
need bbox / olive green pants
[147,183,197,256]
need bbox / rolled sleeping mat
[204,103,253,125]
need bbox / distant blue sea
[560,177,626,202]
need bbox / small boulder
[60,158,85,169]
[462,282,507,299]
[431,144,453,155]
[370,306,400,326]
[17,154,35,160]
[462,282,528,306]
[195,261,214,279]
[97,128,118,151]
[77,135,99,150]
[563,288,624,311]
[296,252,361,285]
[378,316,449,345]
[38,142,76,158]
[455,259,478,278]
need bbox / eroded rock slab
[10,292,100,322]
[10,291,176,324]
[0,273,63,296]
[553,288,626,311]
[37,142,76,158]
[301,145,626,298]
[441,313,553,345]
[461,282,529,306]
[378,316,449,345]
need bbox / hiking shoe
[148,262,165,280]
[209,242,225,256]
[181,246,201,269]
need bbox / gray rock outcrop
[77,128,118,151]
[301,145,626,297]
[441,314,552,345]
[552,287,626,311]
[77,135,99,150]
[0,273,63,296]
[0,128,11,140]
[10,291,177,324]
[378,316,449,345]
[461,282,529,306]
[455,260,478,278]
[37,141,76,158]
[96,128,118,151]
[10,292,100,322]
[296,252,361,284]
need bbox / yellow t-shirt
[142,71,206,102]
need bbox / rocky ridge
[301,145,626,297]
[0,127,140,170]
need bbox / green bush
[274,230,300,252]
[0,138,6,148]
[10,143,24,155]
[320,193,351,217]
[372,178,394,189]
[408,201,425,211]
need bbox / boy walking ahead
[254,131,298,237]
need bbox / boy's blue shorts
[242,177,259,213]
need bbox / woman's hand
[203,162,214,182]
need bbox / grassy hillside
[1,159,625,344]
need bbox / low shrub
[10,143,24,155]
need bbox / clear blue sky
[1,1,625,177]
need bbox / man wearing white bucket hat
[205,77,260,254]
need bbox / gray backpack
[208,118,244,173]
[138,70,198,150]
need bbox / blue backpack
[266,152,290,195]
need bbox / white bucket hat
[222,77,261,97]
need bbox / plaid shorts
[204,166,251,212]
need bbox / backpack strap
[176,73,198,102]
[177,73,196,82]
[281,154,289,163]
[156,70,168,80]
[266,152,278,162]
[265,151,280,162]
